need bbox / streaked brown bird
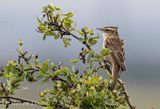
[97,26,126,90]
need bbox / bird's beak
[96,28,105,31]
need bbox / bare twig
[0,96,46,107]
[118,79,136,109]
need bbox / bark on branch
[0,96,46,107]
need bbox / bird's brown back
[105,37,126,72]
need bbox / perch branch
[118,79,136,109]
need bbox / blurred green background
[0,0,160,108]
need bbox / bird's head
[97,26,118,35]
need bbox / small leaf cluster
[78,26,99,47]
[37,3,75,47]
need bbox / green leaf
[89,30,94,35]
[82,49,90,55]
[62,38,71,47]
[100,48,110,56]
[39,90,48,97]
[53,34,60,39]
[39,98,47,105]
[44,106,54,109]
[78,38,86,43]
[51,63,56,69]
[11,78,22,89]
[54,67,69,76]
[8,60,17,67]
[48,3,55,11]
[77,30,84,36]
[35,59,40,65]
[63,21,72,29]
[121,107,127,109]
[40,59,49,76]
[63,17,74,29]
[36,17,42,25]
[87,36,99,46]
[55,6,61,11]
[0,90,4,96]
[54,70,62,76]
[70,59,80,64]
[64,11,74,18]
[83,26,94,35]
[3,72,13,79]
[44,31,56,37]
[84,75,102,85]
[38,24,47,33]
[61,67,69,73]
[54,13,61,22]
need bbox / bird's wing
[105,38,126,71]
